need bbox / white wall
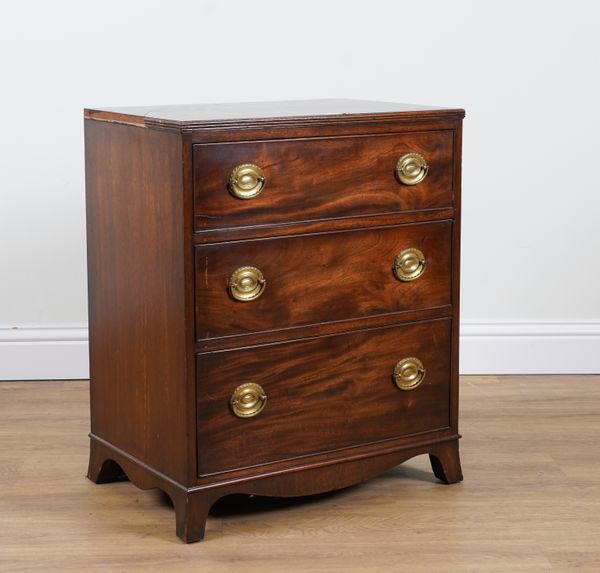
[1,0,599,378]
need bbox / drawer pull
[393,357,426,390]
[230,383,267,418]
[228,266,266,302]
[393,248,427,282]
[229,163,266,199]
[396,152,428,185]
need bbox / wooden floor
[1,376,600,572]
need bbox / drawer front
[196,319,451,475]
[195,221,452,340]
[193,131,454,231]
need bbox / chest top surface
[84,98,465,130]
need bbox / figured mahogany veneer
[197,319,451,475]
[84,99,465,543]
[193,131,453,231]
[195,221,452,339]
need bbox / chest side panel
[85,121,191,483]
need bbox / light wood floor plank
[1,376,600,572]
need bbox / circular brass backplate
[396,152,429,185]
[393,357,426,391]
[393,248,427,282]
[228,266,266,302]
[229,163,266,199]
[230,382,267,418]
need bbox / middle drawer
[195,221,452,340]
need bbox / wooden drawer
[195,221,452,340]
[196,318,451,475]
[193,131,454,231]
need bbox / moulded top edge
[84,99,466,131]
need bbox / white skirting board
[460,322,600,375]
[0,327,89,381]
[1,323,599,380]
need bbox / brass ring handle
[393,357,426,391]
[396,152,429,185]
[228,266,266,302]
[230,382,267,418]
[229,163,266,199]
[393,248,427,282]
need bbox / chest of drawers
[84,99,465,543]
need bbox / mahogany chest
[84,99,465,542]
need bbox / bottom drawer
[196,318,452,476]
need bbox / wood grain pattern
[188,119,464,147]
[89,431,459,543]
[193,206,455,244]
[84,100,464,543]
[84,120,191,484]
[196,319,451,475]
[195,221,452,339]
[194,304,453,353]
[193,131,453,231]
[449,124,463,431]
[85,98,465,131]
[3,377,599,570]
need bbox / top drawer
[193,131,454,232]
